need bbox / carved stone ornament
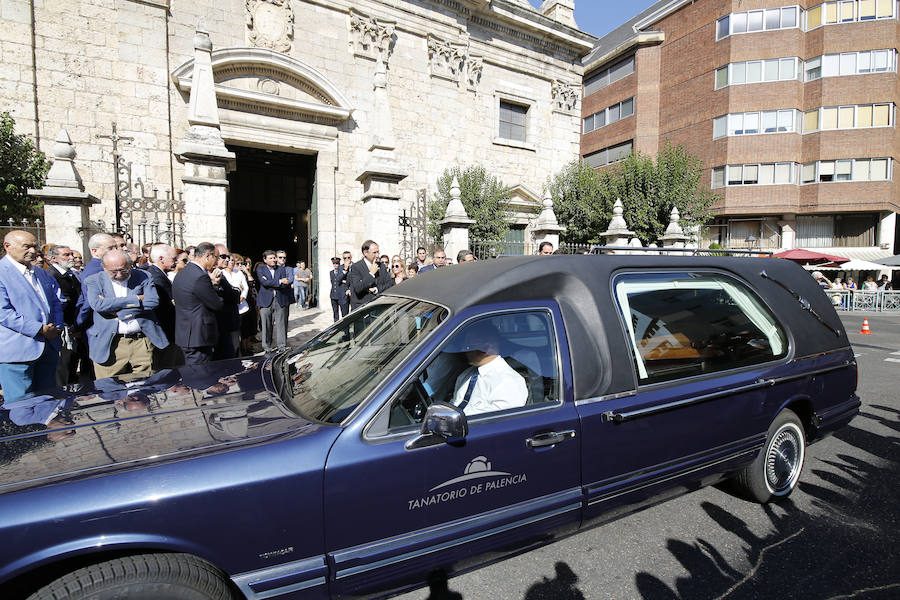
[465,55,483,89]
[349,9,396,62]
[246,0,294,53]
[552,79,579,112]
[427,35,467,83]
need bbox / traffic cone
[859,319,872,335]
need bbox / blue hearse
[0,256,859,599]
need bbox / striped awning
[803,247,893,262]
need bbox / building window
[802,103,894,132]
[713,109,800,138]
[717,6,800,39]
[801,158,892,183]
[714,57,800,89]
[584,55,635,96]
[499,101,527,142]
[583,140,633,168]
[805,0,896,29]
[583,97,635,134]
[796,213,878,247]
[804,49,897,81]
[712,163,797,187]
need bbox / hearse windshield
[274,298,447,424]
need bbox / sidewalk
[285,303,336,347]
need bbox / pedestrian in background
[348,240,391,310]
[418,248,446,273]
[46,244,88,386]
[456,249,475,263]
[222,253,249,356]
[406,264,418,279]
[295,261,312,309]
[256,250,291,353]
[328,257,349,322]
[0,230,63,405]
[212,244,241,360]
[146,244,183,369]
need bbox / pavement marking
[891,350,900,356]
[884,357,900,363]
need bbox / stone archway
[172,45,354,304]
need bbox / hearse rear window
[613,272,787,384]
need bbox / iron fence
[0,217,45,251]
[470,239,536,259]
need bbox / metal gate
[398,189,431,265]
[100,123,185,248]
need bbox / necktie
[457,370,479,412]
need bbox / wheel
[26,553,237,600]
[734,409,806,503]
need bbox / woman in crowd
[406,264,418,279]
[863,276,879,291]
[390,257,406,286]
[234,254,259,354]
[171,249,189,282]
[845,277,857,290]
[222,254,250,356]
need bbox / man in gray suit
[84,250,168,379]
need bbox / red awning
[772,249,850,264]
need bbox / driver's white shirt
[451,355,527,416]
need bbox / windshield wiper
[760,270,840,337]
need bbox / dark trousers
[181,345,214,366]
[153,344,185,370]
[331,297,349,322]
[214,331,236,361]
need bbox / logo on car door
[407,456,527,511]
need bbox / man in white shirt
[451,323,527,416]
[84,250,169,379]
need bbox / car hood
[0,355,331,494]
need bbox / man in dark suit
[172,242,225,365]
[255,250,292,353]
[46,245,89,386]
[328,257,349,322]
[348,239,392,310]
[146,243,183,368]
[84,250,169,379]
[417,248,447,273]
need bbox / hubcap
[766,425,802,493]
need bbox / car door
[575,270,791,525]
[322,304,582,600]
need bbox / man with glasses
[173,242,226,365]
[47,245,87,385]
[84,250,168,379]
[256,250,292,354]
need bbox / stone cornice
[123,0,169,9]
[582,32,664,75]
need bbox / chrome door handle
[526,430,576,448]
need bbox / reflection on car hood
[0,355,325,494]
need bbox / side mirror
[405,402,468,450]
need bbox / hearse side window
[388,311,560,429]
[613,273,787,384]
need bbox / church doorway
[226,146,316,268]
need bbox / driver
[451,322,527,416]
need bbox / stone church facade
[1,0,592,300]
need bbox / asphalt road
[394,312,900,600]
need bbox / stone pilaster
[440,176,474,261]
[357,57,406,254]
[174,30,235,246]
[531,191,565,251]
[28,129,99,256]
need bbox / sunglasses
[393,264,402,269]
[179,258,188,264]
[219,254,230,259]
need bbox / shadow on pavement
[523,562,585,600]
[635,404,900,599]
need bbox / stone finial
[660,205,689,247]
[443,175,470,222]
[44,129,83,190]
[533,190,565,236]
[193,28,213,51]
[600,198,635,247]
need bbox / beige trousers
[93,335,154,379]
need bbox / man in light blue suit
[84,250,168,380]
[0,230,64,405]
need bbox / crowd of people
[0,229,557,407]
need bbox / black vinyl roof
[387,256,850,400]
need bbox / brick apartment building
[581,0,899,259]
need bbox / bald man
[0,230,64,404]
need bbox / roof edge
[583,31,664,74]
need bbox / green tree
[545,159,607,243]
[0,112,50,220]
[428,165,512,244]
[549,142,719,245]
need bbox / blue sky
[528,0,660,38]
